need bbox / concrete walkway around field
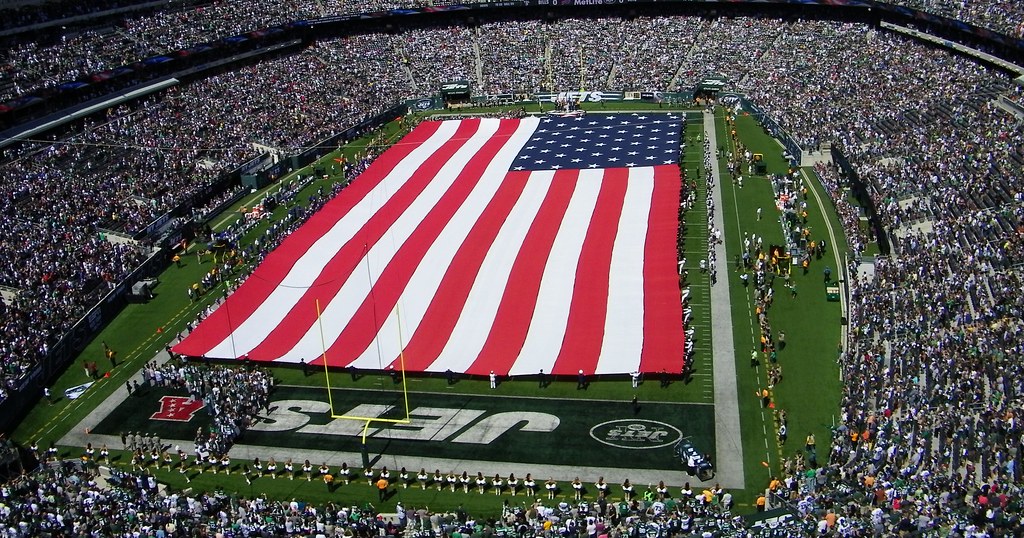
[703,110,745,489]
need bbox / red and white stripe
[173,117,683,376]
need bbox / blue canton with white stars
[511,113,682,172]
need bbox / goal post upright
[316,299,338,415]
[315,298,411,425]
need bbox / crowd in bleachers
[887,0,1024,38]
[0,459,408,537]
[0,7,1022,534]
[2,0,1024,101]
[321,0,434,15]
[715,18,1024,538]
[121,0,319,51]
[3,0,1020,107]
[2,0,1021,45]
[0,0,321,102]
[0,0,158,31]
[8,452,814,537]
[1,28,144,100]
[681,16,1024,538]
[610,17,703,92]
[312,34,409,105]
[477,20,545,94]
[395,26,477,95]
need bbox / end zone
[69,382,734,487]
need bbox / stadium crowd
[885,0,1024,38]
[0,6,1021,535]
[683,17,1024,538]
[0,459,410,537]
[0,0,320,102]
[3,0,1024,101]
[4,455,811,537]
[0,0,144,31]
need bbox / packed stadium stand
[1,0,1024,534]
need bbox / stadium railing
[828,145,889,254]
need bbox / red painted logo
[150,396,205,422]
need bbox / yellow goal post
[315,299,412,444]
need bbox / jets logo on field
[248,400,560,444]
[150,396,205,422]
[589,419,682,449]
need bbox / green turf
[280,366,707,404]
[678,115,716,406]
[10,105,851,517]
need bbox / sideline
[703,110,745,488]
[716,108,779,478]
[60,429,736,489]
[717,109,783,476]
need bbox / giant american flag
[173,113,685,376]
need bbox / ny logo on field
[150,396,205,422]
[590,419,682,450]
[607,423,669,441]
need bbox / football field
[15,103,846,513]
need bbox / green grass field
[11,105,847,516]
